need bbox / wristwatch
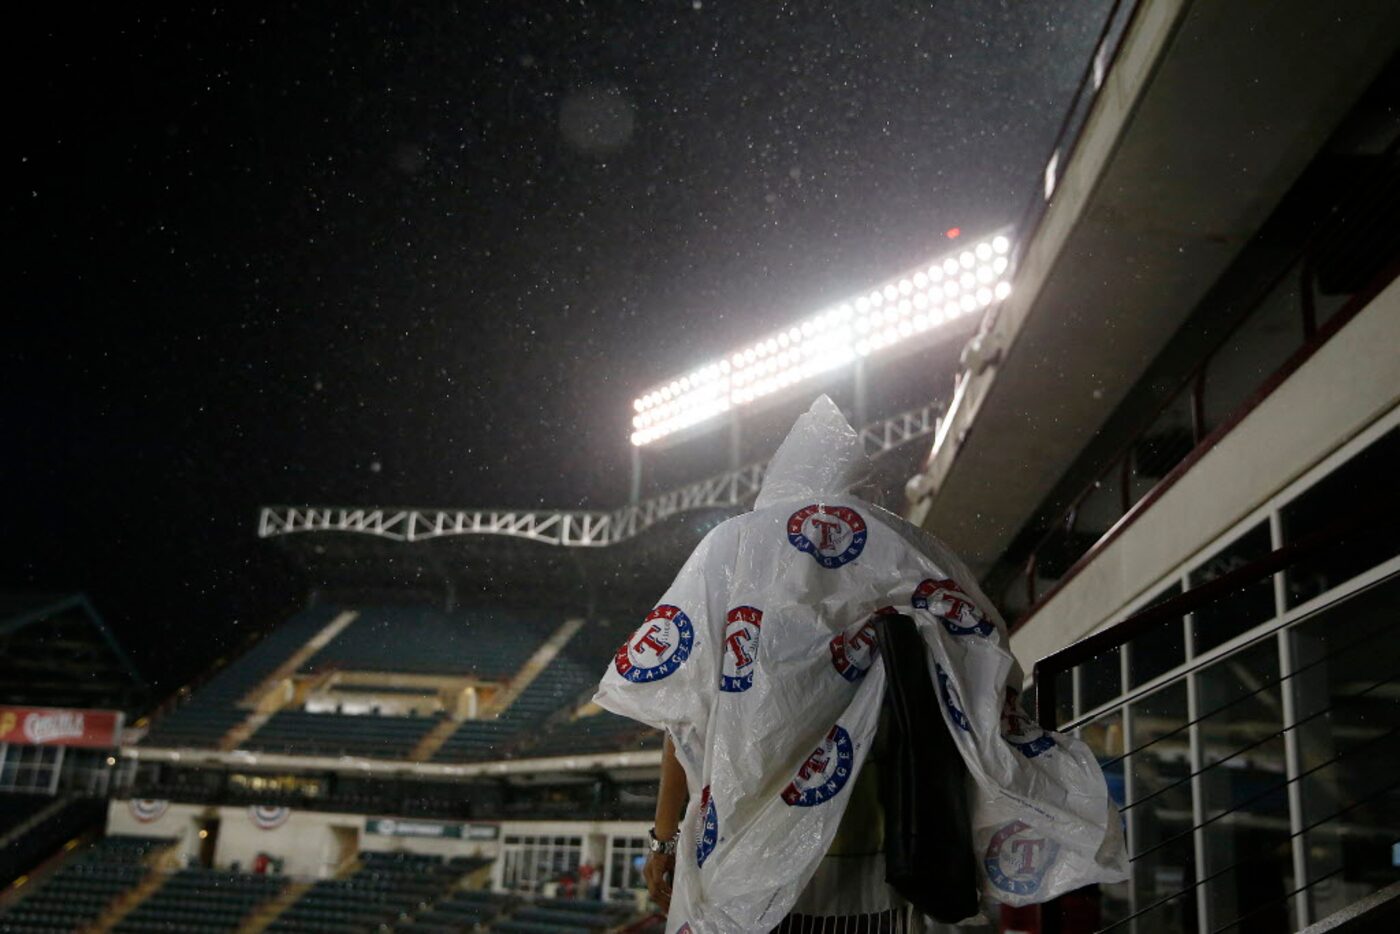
[648,826,679,855]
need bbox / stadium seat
[141,606,343,749]
[299,606,551,679]
[0,835,174,933]
[242,709,446,760]
[112,866,288,933]
[264,850,489,933]
[432,619,635,763]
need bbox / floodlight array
[630,233,1012,446]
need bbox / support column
[629,446,642,505]
[853,359,869,426]
[1271,511,1311,928]
[600,836,615,898]
[1185,615,1210,934]
[1121,646,1140,932]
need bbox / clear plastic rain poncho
[595,396,1127,933]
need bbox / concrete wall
[1011,277,1400,670]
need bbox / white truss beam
[259,399,942,548]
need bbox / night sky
[8,2,1109,690]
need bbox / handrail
[1100,775,1400,933]
[1033,496,1400,731]
[0,796,77,854]
[1032,506,1400,932]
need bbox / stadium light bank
[629,230,1013,447]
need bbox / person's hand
[643,849,676,911]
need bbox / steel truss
[259,399,942,548]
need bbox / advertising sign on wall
[365,818,498,841]
[0,706,123,748]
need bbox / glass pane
[1194,638,1296,932]
[610,850,625,891]
[1125,681,1197,933]
[1130,391,1196,504]
[1189,522,1275,655]
[1077,647,1123,716]
[0,746,17,788]
[1128,583,1185,688]
[1289,575,1400,922]
[1054,667,1075,731]
[1077,464,1127,542]
[1200,273,1302,436]
[1080,711,1132,929]
[1000,570,1032,620]
[1282,426,1399,608]
[1035,512,1102,582]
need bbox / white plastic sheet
[595,396,1128,933]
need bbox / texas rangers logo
[696,786,718,867]
[913,578,995,637]
[1001,688,1056,758]
[829,619,878,682]
[615,605,694,683]
[936,663,972,732]
[781,725,855,806]
[787,504,868,569]
[720,605,762,692]
[985,820,1059,896]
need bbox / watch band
[648,826,679,855]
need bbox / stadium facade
[2,1,1396,932]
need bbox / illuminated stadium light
[630,231,1014,445]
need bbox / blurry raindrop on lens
[559,85,636,156]
[393,144,427,176]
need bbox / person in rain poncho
[594,396,1127,933]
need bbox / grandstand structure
[905,0,1400,931]
[3,1,1396,933]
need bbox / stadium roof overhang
[906,0,1400,578]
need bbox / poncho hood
[754,395,871,510]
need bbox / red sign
[0,706,123,748]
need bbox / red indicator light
[946,227,961,239]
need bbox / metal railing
[1032,505,1400,932]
